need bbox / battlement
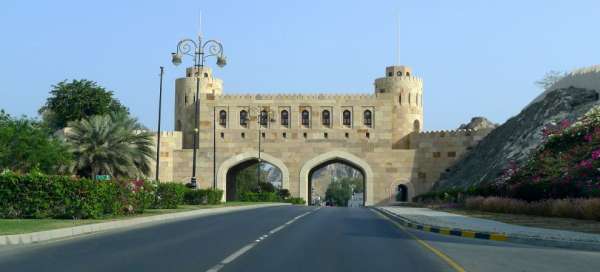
[214,93,376,101]
[415,128,491,138]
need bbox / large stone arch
[217,151,290,202]
[299,151,375,206]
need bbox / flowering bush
[465,196,600,221]
[494,107,600,201]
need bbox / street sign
[95,175,111,181]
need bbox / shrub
[464,196,600,221]
[239,191,280,202]
[183,189,223,205]
[0,171,132,219]
[154,183,186,209]
[277,189,291,199]
[206,189,223,205]
[285,197,306,205]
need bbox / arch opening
[225,159,283,201]
[308,160,365,207]
[396,184,408,202]
[217,152,290,202]
[300,151,374,206]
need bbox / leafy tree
[39,79,129,130]
[0,110,72,174]
[64,113,153,179]
[535,70,566,90]
[325,180,353,206]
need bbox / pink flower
[592,149,600,160]
[560,119,571,129]
[579,159,593,169]
[584,134,593,142]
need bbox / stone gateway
[150,65,492,205]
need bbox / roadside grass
[434,207,600,235]
[0,202,273,235]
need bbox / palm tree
[64,113,154,179]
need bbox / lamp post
[171,34,226,188]
[256,108,269,187]
[155,66,164,181]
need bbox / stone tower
[174,66,224,148]
[374,66,424,148]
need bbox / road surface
[1,205,599,272]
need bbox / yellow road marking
[490,234,507,241]
[373,210,467,272]
[461,231,475,238]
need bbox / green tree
[64,113,153,179]
[39,79,129,130]
[0,110,72,174]
[325,180,353,206]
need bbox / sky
[1,0,599,131]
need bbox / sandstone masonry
[149,65,492,205]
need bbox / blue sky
[1,0,598,131]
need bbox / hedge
[153,183,186,209]
[239,191,280,202]
[0,172,201,219]
[184,189,223,205]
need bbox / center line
[205,208,318,272]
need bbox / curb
[0,203,289,246]
[375,208,507,241]
[375,207,600,251]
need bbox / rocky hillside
[458,117,498,130]
[435,65,600,189]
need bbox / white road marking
[205,208,319,272]
[222,244,255,264]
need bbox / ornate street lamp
[171,34,226,188]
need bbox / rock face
[458,117,498,130]
[435,66,600,189]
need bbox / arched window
[281,110,289,127]
[301,110,310,127]
[260,110,268,128]
[343,110,352,127]
[413,120,421,132]
[240,110,248,127]
[363,110,372,127]
[219,110,227,127]
[322,110,331,127]
[406,72,410,76]
[399,95,402,105]
[408,93,411,105]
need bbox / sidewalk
[379,206,600,251]
[0,203,288,246]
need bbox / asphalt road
[1,205,599,272]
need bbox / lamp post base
[187,177,198,189]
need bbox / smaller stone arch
[217,151,290,202]
[390,181,415,203]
